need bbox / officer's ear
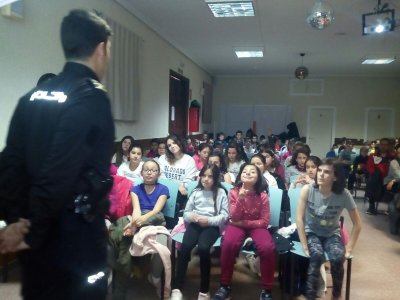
[94,42,107,59]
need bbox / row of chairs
[132,178,352,300]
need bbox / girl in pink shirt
[212,163,276,300]
[193,143,213,172]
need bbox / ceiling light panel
[361,57,395,64]
[235,47,264,58]
[205,0,255,17]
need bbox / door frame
[364,107,395,141]
[169,70,189,136]
[306,106,336,146]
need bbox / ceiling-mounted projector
[362,0,395,35]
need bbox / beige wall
[0,0,211,149]
[213,76,400,140]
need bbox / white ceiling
[116,0,400,77]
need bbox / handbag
[272,232,294,254]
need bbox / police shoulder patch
[89,79,107,92]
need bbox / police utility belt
[72,171,113,222]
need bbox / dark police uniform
[0,62,115,299]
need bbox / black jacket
[0,62,115,249]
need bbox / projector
[362,8,395,35]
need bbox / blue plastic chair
[288,187,302,225]
[269,187,283,227]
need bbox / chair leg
[281,253,288,300]
[1,254,9,282]
[290,253,295,297]
[171,240,176,283]
[345,258,352,300]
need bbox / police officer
[0,10,115,300]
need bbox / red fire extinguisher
[189,100,200,133]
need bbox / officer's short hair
[61,10,112,60]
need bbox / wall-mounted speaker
[1,0,24,20]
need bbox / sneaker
[148,274,171,299]
[170,289,183,300]
[198,292,211,300]
[365,207,377,215]
[212,286,231,300]
[260,290,273,300]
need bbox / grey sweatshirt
[183,187,229,228]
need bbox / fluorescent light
[235,47,263,58]
[361,58,395,64]
[205,0,254,17]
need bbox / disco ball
[307,1,334,30]
[294,66,309,80]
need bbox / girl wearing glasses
[123,159,171,298]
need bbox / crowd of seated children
[193,143,213,172]
[117,143,144,183]
[112,135,135,167]
[171,164,229,300]
[109,131,369,300]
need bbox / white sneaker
[198,292,210,300]
[171,289,183,300]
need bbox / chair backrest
[288,187,302,224]
[186,180,199,196]
[290,175,299,184]
[269,188,283,227]
[221,182,234,194]
[158,178,179,219]
[133,178,144,186]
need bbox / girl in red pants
[212,163,276,300]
